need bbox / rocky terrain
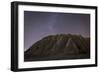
[24,34,90,61]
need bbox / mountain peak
[24,34,90,61]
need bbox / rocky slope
[24,34,90,61]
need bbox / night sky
[24,11,90,51]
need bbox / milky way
[24,11,90,51]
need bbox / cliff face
[24,34,90,61]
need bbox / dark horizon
[24,11,90,51]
